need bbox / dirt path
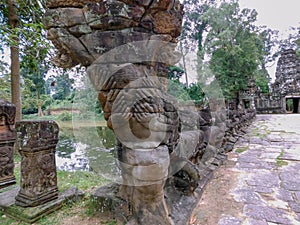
[190,150,245,225]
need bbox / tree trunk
[179,42,188,87]
[8,0,22,121]
[37,91,44,117]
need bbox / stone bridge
[191,114,300,225]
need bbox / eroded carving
[15,121,59,207]
[0,99,16,189]
[44,1,255,224]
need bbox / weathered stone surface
[80,30,152,59]
[277,189,294,202]
[45,0,184,68]
[233,189,265,205]
[280,164,300,191]
[47,28,95,67]
[218,216,242,225]
[257,49,300,114]
[144,10,183,37]
[0,99,16,189]
[244,204,291,224]
[247,219,268,225]
[44,8,86,29]
[46,0,99,8]
[15,121,59,207]
[273,49,300,96]
[0,187,19,207]
[0,100,16,127]
[295,191,300,202]
[289,202,300,213]
[0,186,83,223]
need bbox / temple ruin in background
[255,49,300,114]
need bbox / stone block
[15,121,59,207]
[0,186,83,223]
[44,8,85,29]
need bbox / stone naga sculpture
[44,1,211,224]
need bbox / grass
[22,112,105,122]
[276,150,288,167]
[0,153,113,225]
[251,123,271,139]
[57,170,108,192]
[235,146,249,153]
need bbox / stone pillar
[0,100,16,189]
[15,121,59,207]
[282,97,287,113]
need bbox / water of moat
[55,123,117,175]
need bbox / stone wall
[255,93,284,114]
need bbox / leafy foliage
[0,65,11,100]
[168,66,205,103]
[0,0,80,116]
[52,71,74,100]
[181,0,275,102]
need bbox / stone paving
[192,114,300,225]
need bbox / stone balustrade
[0,99,16,189]
[43,0,256,224]
[15,121,59,207]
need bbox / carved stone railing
[0,99,16,189]
[15,121,59,207]
[43,1,256,224]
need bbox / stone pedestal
[15,121,59,207]
[0,99,16,189]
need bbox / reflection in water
[56,126,116,173]
[56,142,90,171]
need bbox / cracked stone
[238,155,260,164]
[295,192,300,202]
[233,189,265,205]
[277,189,294,202]
[289,202,300,213]
[247,171,279,188]
[280,164,300,191]
[247,218,268,225]
[244,204,291,224]
[248,186,274,194]
[236,162,276,171]
[218,216,242,225]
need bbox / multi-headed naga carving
[44,1,243,224]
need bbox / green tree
[167,66,205,103]
[0,60,11,100]
[52,71,74,101]
[203,1,272,101]
[181,0,216,59]
[6,0,22,120]
[1,0,53,117]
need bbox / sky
[239,0,300,36]
[239,0,300,81]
